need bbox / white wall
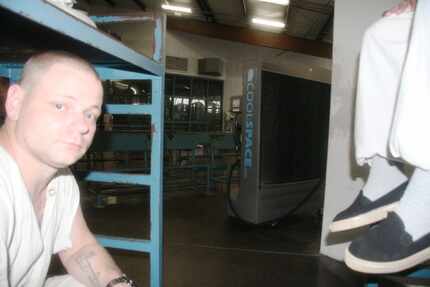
[102,22,332,115]
[165,30,332,114]
[102,22,156,59]
[320,0,399,260]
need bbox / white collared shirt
[0,147,80,287]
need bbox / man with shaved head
[0,51,136,287]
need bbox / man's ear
[5,84,25,121]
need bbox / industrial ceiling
[76,0,333,58]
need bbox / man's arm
[58,206,129,287]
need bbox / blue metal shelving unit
[0,1,165,286]
[91,68,165,287]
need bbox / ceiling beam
[167,17,332,59]
[195,0,216,23]
[132,0,146,11]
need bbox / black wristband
[106,274,137,287]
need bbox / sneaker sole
[345,244,430,274]
[329,202,398,233]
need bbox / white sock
[395,168,430,241]
[362,155,408,201]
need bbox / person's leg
[345,0,430,272]
[362,156,407,201]
[395,168,430,240]
[354,11,412,167]
[44,275,85,287]
[330,155,407,232]
[345,169,430,274]
[330,9,413,233]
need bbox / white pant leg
[389,0,430,169]
[354,12,413,166]
[44,275,85,287]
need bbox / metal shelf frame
[0,0,162,75]
[0,1,165,287]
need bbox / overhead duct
[166,56,188,72]
[198,57,223,76]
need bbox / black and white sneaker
[345,212,430,274]
[330,181,408,232]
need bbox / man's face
[16,63,103,169]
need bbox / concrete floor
[81,191,369,287]
[50,190,422,286]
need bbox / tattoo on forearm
[75,250,102,287]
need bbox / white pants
[355,0,430,169]
[389,0,430,169]
[44,275,85,287]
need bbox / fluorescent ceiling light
[161,4,192,13]
[258,0,290,5]
[252,17,286,28]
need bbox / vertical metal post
[150,76,164,287]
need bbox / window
[165,74,223,132]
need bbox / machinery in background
[74,78,234,207]
[227,64,331,225]
[77,130,237,207]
